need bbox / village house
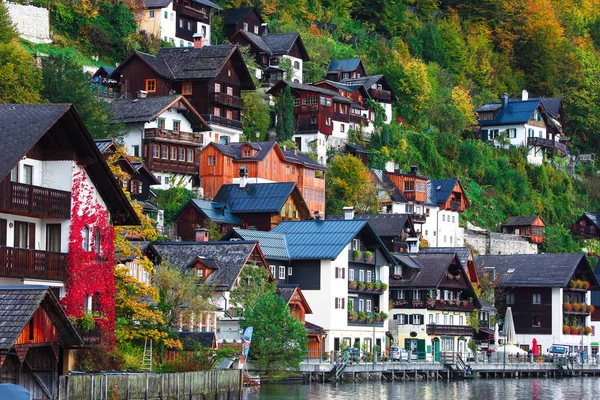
[0,104,139,347]
[111,39,255,145]
[476,254,599,355]
[174,178,310,238]
[199,141,327,215]
[107,95,210,190]
[146,240,272,343]
[221,7,266,39]
[571,212,600,239]
[269,219,396,356]
[0,287,83,398]
[389,253,481,361]
[138,0,221,47]
[420,247,480,285]
[501,216,546,244]
[476,91,568,165]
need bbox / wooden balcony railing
[144,128,204,144]
[369,88,392,101]
[174,1,210,21]
[332,112,350,123]
[426,324,473,336]
[0,180,71,219]
[295,121,319,133]
[449,201,462,211]
[212,92,243,109]
[527,137,569,154]
[410,213,427,224]
[0,246,67,281]
[74,322,103,345]
[201,114,243,130]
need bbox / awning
[591,342,599,346]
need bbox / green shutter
[481,130,488,142]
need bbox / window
[459,316,464,325]
[442,215,446,222]
[394,265,402,276]
[532,294,541,304]
[528,128,534,137]
[179,19,183,28]
[359,270,365,282]
[507,128,517,138]
[164,176,170,185]
[146,79,156,92]
[243,22,249,31]
[366,300,372,312]
[273,161,276,172]
[46,224,61,252]
[10,166,18,182]
[131,180,142,195]
[94,229,102,255]
[435,314,439,324]
[208,156,216,166]
[288,267,292,276]
[326,117,331,126]
[182,82,192,95]
[394,314,407,324]
[187,149,193,162]
[349,269,354,281]
[243,149,251,157]
[173,120,181,131]
[170,147,177,160]
[22,165,33,185]
[227,86,233,96]
[413,314,422,325]
[413,290,420,300]
[81,226,90,251]
[161,145,168,159]
[253,25,259,34]
[164,11,168,18]
[310,116,317,124]
[279,266,285,280]
[214,107,221,117]
[367,270,372,282]
[358,299,364,312]
[288,204,293,218]
[0,219,6,246]
[429,314,434,324]
[214,83,221,92]
[178,148,185,161]
[294,61,300,69]
[506,293,515,304]
[452,216,455,223]
[226,110,233,120]
[340,124,345,133]
[352,239,360,250]
[270,265,276,276]
[132,145,140,158]
[293,98,300,107]
[157,118,165,130]
[335,297,345,309]
[532,316,541,327]
[149,10,155,18]
[444,314,448,324]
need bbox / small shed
[502,216,545,244]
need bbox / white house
[477,91,568,165]
[107,94,210,190]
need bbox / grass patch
[20,39,109,67]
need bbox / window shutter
[28,223,35,250]
[334,298,338,309]
[408,314,413,325]
[342,268,345,279]
[0,219,6,246]
[13,222,18,248]
[335,268,339,279]
[342,298,345,309]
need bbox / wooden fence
[58,370,242,400]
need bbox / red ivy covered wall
[62,164,116,348]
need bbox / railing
[144,128,204,144]
[391,299,475,312]
[295,120,319,133]
[0,180,71,219]
[449,200,462,211]
[174,1,210,21]
[348,249,375,264]
[0,246,67,281]
[74,322,103,345]
[201,114,243,130]
[410,213,427,224]
[332,112,350,123]
[369,88,392,101]
[426,325,474,336]
[147,157,198,174]
[527,136,569,154]
[212,92,244,109]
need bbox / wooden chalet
[502,216,545,244]
[338,75,397,105]
[326,59,368,82]
[0,287,82,399]
[173,199,242,241]
[199,141,327,215]
[221,7,266,38]
[420,247,480,285]
[172,0,221,44]
[278,284,325,358]
[572,212,600,239]
[385,166,429,204]
[111,41,255,138]
[430,178,468,213]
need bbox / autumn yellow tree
[325,155,378,214]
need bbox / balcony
[332,112,350,123]
[174,1,210,21]
[0,246,67,281]
[146,157,198,175]
[74,321,103,345]
[449,201,462,211]
[391,298,474,312]
[144,128,204,145]
[201,114,243,130]
[0,180,71,219]
[410,213,427,224]
[426,324,473,336]
[212,92,243,109]
[348,280,387,294]
[348,312,385,327]
[295,120,319,134]
[349,249,375,264]
[369,88,392,101]
[527,137,569,154]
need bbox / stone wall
[464,229,538,255]
[5,1,51,44]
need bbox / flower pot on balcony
[366,282,374,291]
[349,280,358,290]
[358,282,366,290]
[569,280,576,288]
[374,282,382,291]
[586,327,592,335]
[353,250,362,261]
[364,251,373,262]
[589,305,596,313]
[574,303,582,312]
[564,302,573,311]
[563,325,571,334]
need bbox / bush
[74,345,126,371]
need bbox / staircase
[329,352,350,381]
[142,338,153,371]
[441,352,466,378]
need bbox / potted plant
[358,281,366,290]
[366,314,374,323]
[584,281,591,289]
[349,311,358,321]
[462,300,469,307]
[380,312,388,320]
[569,279,576,288]
[364,251,373,262]
[366,282,375,291]
[374,282,382,291]
[353,250,362,261]
[412,299,424,307]
[564,301,573,311]
[349,280,358,290]
[586,326,592,335]
[392,274,403,280]
[427,298,436,308]
[563,325,571,334]
[358,311,366,321]
[577,279,584,289]
[589,305,596,313]
[574,303,582,312]
[381,283,388,291]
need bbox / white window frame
[359,299,364,312]
[367,270,372,283]
[279,266,286,280]
[533,294,541,304]
[288,267,292,276]
[366,300,372,313]
[270,265,275,276]
[359,270,365,282]
[506,293,515,304]
[413,290,420,300]
[398,289,405,299]
[413,314,421,325]
[352,238,360,250]
[349,269,354,281]
[394,265,402,275]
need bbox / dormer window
[243,22,249,31]
[243,149,251,158]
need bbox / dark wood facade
[223,8,265,39]
[498,287,553,335]
[175,205,238,242]
[326,61,367,82]
[437,180,468,213]
[572,213,600,239]
[502,216,545,244]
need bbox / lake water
[243,378,600,399]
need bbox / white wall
[152,171,193,190]
[5,2,51,44]
[123,124,145,157]
[158,4,177,45]
[419,207,461,248]
[282,55,303,83]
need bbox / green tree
[229,265,276,312]
[0,42,42,104]
[438,15,467,76]
[154,187,196,223]
[0,2,16,43]
[275,85,294,142]
[326,155,378,214]
[41,55,121,139]
[242,294,307,377]
[242,91,271,141]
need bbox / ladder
[143,338,153,371]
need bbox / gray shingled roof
[222,7,261,25]
[328,59,362,73]
[185,199,242,225]
[326,214,412,238]
[263,33,300,55]
[392,253,457,288]
[0,286,81,351]
[278,284,297,303]
[281,148,328,171]
[475,254,597,288]
[191,0,222,10]
[150,241,260,289]
[421,247,471,271]
[583,212,600,229]
[107,95,182,124]
[144,0,171,8]
[223,228,289,261]
[502,216,541,227]
[156,46,237,80]
[268,81,354,105]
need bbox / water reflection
[244,378,600,400]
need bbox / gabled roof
[475,254,598,288]
[93,66,115,77]
[95,140,160,186]
[420,247,472,270]
[393,253,457,287]
[231,30,307,58]
[305,321,325,335]
[327,59,364,73]
[131,161,161,186]
[0,286,82,351]
[221,228,289,261]
[581,212,600,229]
[281,148,328,171]
[477,99,542,126]
[144,0,172,8]
[539,98,562,119]
[431,179,460,203]
[190,0,222,10]
[176,199,242,225]
[222,7,263,25]
[339,75,398,102]
[150,241,268,289]
[502,216,544,227]
[213,182,301,213]
[267,81,354,105]
[326,214,414,238]
[370,169,407,203]
[278,283,312,314]
[107,95,210,131]
[0,104,139,225]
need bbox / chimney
[343,206,355,220]
[194,228,209,242]
[501,93,509,108]
[193,33,205,49]
[394,168,402,175]
[314,211,322,221]
[409,165,418,176]
[137,90,148,98]
[522,89,528,101]
[239,166,248,189]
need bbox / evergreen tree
[276,86,294,142]
[0,42,42,104]
[0,2,16,44]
